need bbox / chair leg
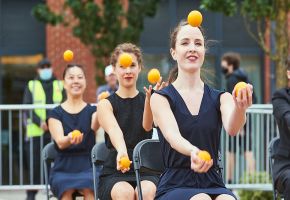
[43,161,49,200]
[135,169,143,200]
[93,164,98,200]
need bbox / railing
[0,104,276,191]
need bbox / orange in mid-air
[147,68,161,84]
[119,53,133,68]
[187,10,203,27]
[72,130,81,139]
[198,150,211,161]
[63,50,74,62]
[234,81,248,97]
[119,156,131,170]
[98,91,110,101]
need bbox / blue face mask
[39,68,53,80]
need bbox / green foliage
[238,171,273,200]
[200,0,237,16]
[241,0,274,20]
[31,0,160,84]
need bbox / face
[287,70,290,80]
[170,25,205,73]
[114,53,141,88]
[64,66,86,97]
[105,73,118,88]
[221,60,231,75]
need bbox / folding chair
[133,139,165,200]
[42,142,82,200]
[91,142,110,200]
[269,137,284,200]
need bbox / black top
[272,87,290,181]
[103,92,153,174]
[155,84,231,198]
[226,68,257,103]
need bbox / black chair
[133,139,165,200]
[91,142,110,200]
[269,137,284,200]
[42,142,82,200]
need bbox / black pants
[276,169,290,199]
[24,133,51,184]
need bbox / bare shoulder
[97,99,113,111]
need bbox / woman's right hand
[190,149,213,173]
[116,151,131,173]
[68,132,83,145]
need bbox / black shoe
[26,190,37,200]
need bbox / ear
[170,48,177,61]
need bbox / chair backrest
[269,137,280,159]
[91,142,110,165]
[42,142,58,163]
[133,139,165,174]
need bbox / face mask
[39,68,52,80]
[221,67,228,75]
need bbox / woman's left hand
[232,83,253,110]
[144,77,166,99]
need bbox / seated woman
[150,20,253,200]
[47,64,99,200]
[97,43,164,200]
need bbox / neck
[173,68,203,90]
[116,85,138,98]
[66,95,84,105]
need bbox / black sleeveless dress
[98,92,159,200]
[155,84,236,200]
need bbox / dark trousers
[24,133,51,199]
[276,169,290,199]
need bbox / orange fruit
[198,150,211,161]
[187,10,203,27]
[119,53,132,68]
[119,156,131,169]
[72,130,81,139]
[147,68,161,84]
[63,50,74,62]
[98,91,110,101]
[234,81,248,97]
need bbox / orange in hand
[187,10,203,27]
[119,53,133,68]
[198,150,211,161]
[72,130,81,139]
[147,68,161,84]
[63,50,74,62]
[119,156,131,170]
[234,81,248,97]
[98,91,110,101]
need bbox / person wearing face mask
[23,58,66,200]
[221,52,256,184]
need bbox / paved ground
[0,190,57,200]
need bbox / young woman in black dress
[97,43,165,200]
[150,20,253,200]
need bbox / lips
[187,55,198,62]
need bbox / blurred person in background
[23,58,65,200]
[272,59,290,199]
[221,52,256,184]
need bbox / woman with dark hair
[47,64,99,200]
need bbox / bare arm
[91,111,100,133]
[97,99,127,154]
[221,84,253,136]
[142,86,154,132]
[48,118,83,149]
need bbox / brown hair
[62,64,85,79]
[167,66,178,84]
[110,43,144,69]
[221,52,241,70]
[170,20,207,50]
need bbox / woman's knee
[61,189,75,200]
[111,181,135,200]
[215,194,235,200]
[135,180,156,200]
[81,188,94,199]
[190,193,212,200]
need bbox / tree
[200,0,290,88]
[32,0,160,84]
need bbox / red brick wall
[46,0,97,103]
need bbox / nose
[125,67,132,73]
[189,43,197,52]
